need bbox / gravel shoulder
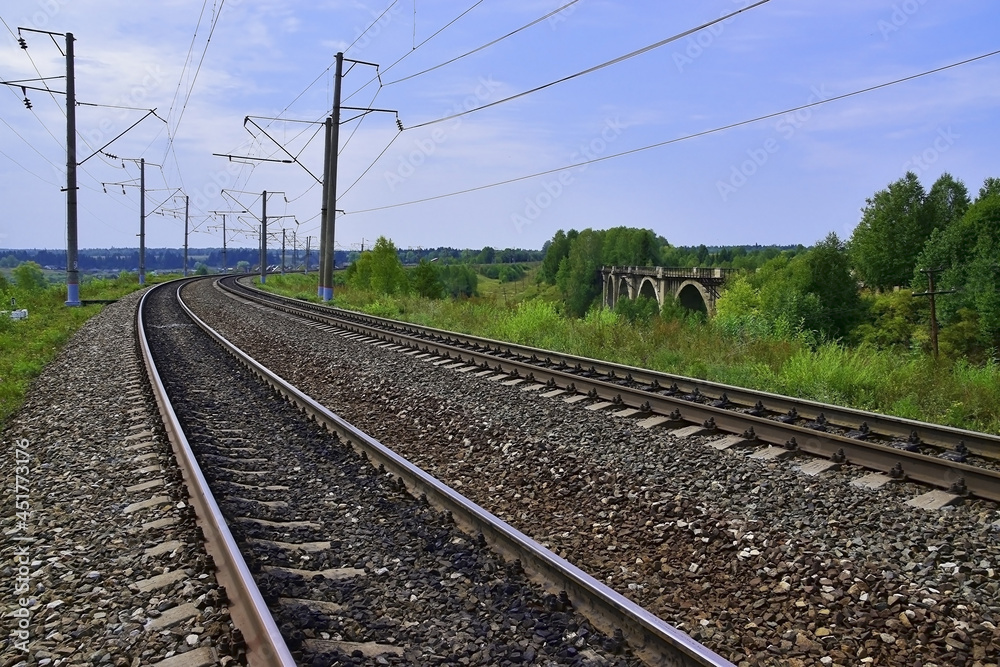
[184,279,1000,667]
[1,289,243,667]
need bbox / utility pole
[139,158,146,285]
[281,228,286,275]
[260,190,267,284]
[320,52,344,302]
[65,32,79,305]
[222,215,227,273]
[305,236,311,273]
[183,195,189,276]
[914,267,957,359]
[318,117,332,298]
[292,230,297,271]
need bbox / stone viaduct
[600,266,736,315]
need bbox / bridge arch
[675,280,710,314]
[605,274,616,307]
[637,277,660,306]
[617,276,631,302]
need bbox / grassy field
[0,272,178,432]
[257,271,1000,435]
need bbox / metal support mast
[183,195,189,276]
[320,52,344,302]
[65,32,80,305]
[260,190,268,284]
[139,157,146,285]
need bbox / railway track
[219,275,1000,505]
[137,277,735,666]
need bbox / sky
[0,0,998,255]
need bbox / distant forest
[0,243,794,273]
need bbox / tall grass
[0,272,158,432]
[258,273,1000,434]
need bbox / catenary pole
[321,52,344,301]
[139,158,146,285]
[65,32,80,305]
[260,190,267,284]
[317,117,331,297]
[183,195,189,276]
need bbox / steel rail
[137,280,297,667]
[178,281,736,667]
[225,276,1000,460]
[219,277,1000,502]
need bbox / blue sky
[1,0,998,254]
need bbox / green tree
[925,173,970,233]
[849,172,931,290]
[0,254,19,268]
[12,261,47,292]
[478,246,495,264]
[556,229,604,317]
[236,260,250,273]
[350,236,410,295]
[715,235,862,343]
[411,259,444,299]
[194,262,209,276]
[915,180,1000,350]
[439,264,478,298]
[540,230,573,284]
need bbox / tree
[12,261,47,292]
[411,259,444,299]
[350,236,409,295]
[925,173,970,234]
[848,172,931,290]
[236,260,250,273]
[477,246,495,264]
[915,181,1000,349]
[556,229,604,317]
[194,262,209,276]
[439,264,478,298]
[715,234,862,342]
[540,230,572,284]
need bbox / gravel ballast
[182,279,1000,667]
[1,289,244,666]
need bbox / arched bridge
[600,266,736,315]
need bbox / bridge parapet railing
[601,266,738,280]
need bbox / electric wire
[384,0,577,87]
[345,0,399,55]
[345,48,1000,215]
[405,0,772,130]
[339,130,401,198]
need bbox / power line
[405,0,772,130]
[345,48,1000,216]
[345,0,399,55]
[383,0,577,87]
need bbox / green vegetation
[0,268,169,432]
[255,173,1000,436]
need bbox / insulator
[18,37,27,49]
[395,118,404,131]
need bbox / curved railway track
[137,277,735,666]
[220,276,1000,505]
